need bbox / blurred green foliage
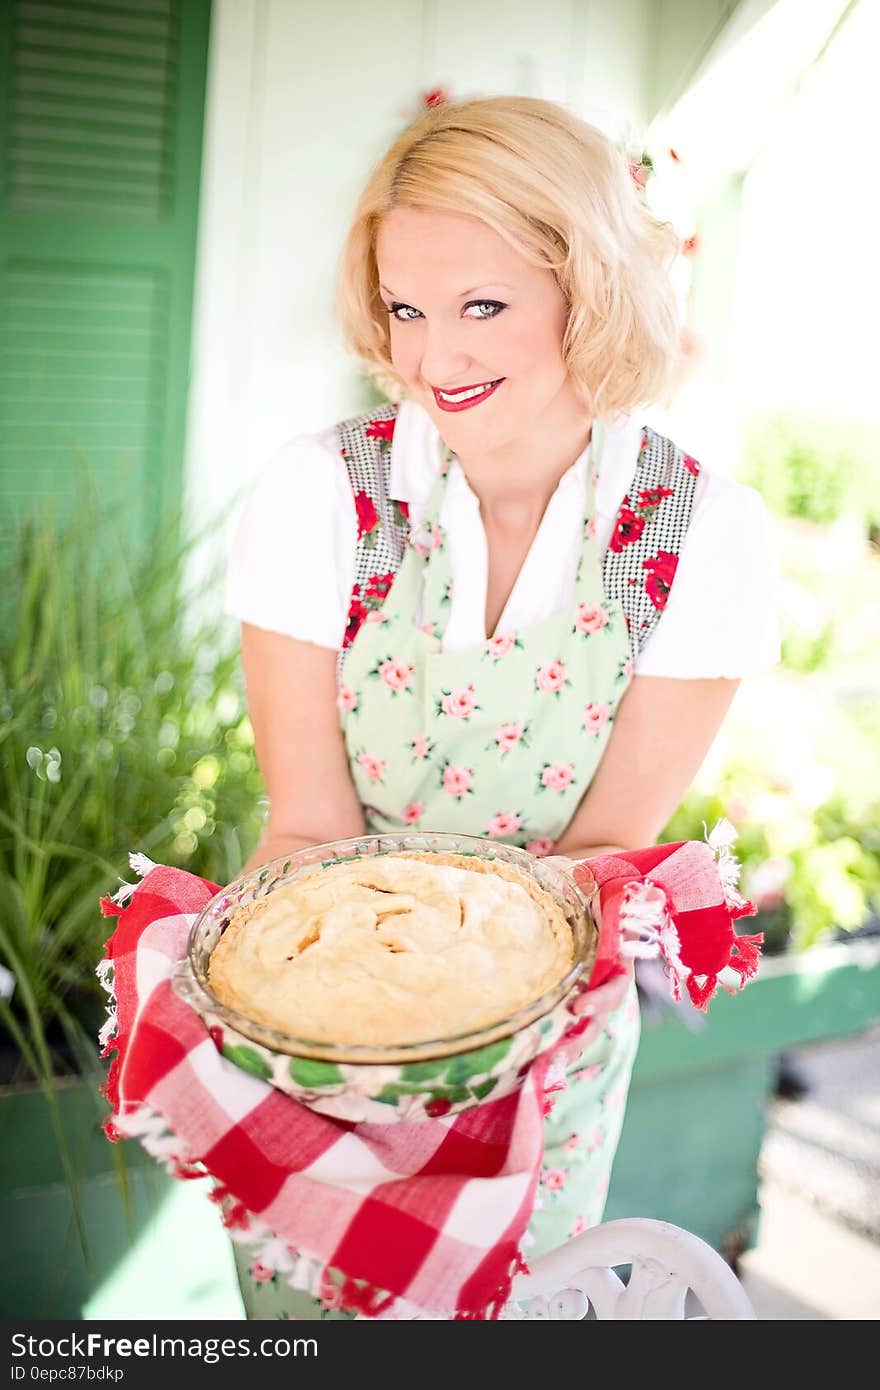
[0,485,265,1086]
[663,776,880,955]
[663,413,880,953]
[739,410,880,535]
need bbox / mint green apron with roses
[338,424,633,845]
[234,423,641,1318]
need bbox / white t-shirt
[224,399,781,679]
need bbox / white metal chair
[505,1218,756,1319]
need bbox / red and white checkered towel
[97,830,760,1320]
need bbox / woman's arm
[238,623,366,874]
[550,674,739,1059]
[553,674,740,859]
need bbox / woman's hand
[240,832,318,876]
[560,962,635,1066]
[542,851,635,1067]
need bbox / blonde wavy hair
[334,95,683,419]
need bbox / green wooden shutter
[0,0,211,548]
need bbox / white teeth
[437,381,497,403]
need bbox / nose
[417,320,475,389]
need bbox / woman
[224,96,778,1317]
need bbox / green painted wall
[0,0,212,551]
[606,942,880,1252]
[646,0,745,120]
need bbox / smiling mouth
[432,379,504,411]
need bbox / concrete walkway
[738,1022,880,1319]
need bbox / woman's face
[375,207,582,455]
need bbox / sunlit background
[1,0,877,1321]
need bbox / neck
[453,397,593,523]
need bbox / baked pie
[207,852,574,1046]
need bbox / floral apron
[233,412,700,1318]
[338,421,633,845]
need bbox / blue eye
[387,303,420,322]
[465,300,506,319]
[386,300,506,322]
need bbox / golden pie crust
[207,852,574,1046]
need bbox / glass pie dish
[171,831,599,1124]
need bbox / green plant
[661,420,880,958]
[0,484,265,1097]
[769,506,880,678]
[663,776,880,955]
[739,410,880,535]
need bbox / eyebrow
[379,282,514,299]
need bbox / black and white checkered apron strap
[336,402,408,681]
[602,425,701,662]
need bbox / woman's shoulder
[249,422,350,494]
[223,421,363,646]
[235,398,421,524]
[223,400,417,644]
[625,442,779,677]
[595,415,780,677]
[599,413,771,527]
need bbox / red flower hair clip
[627,149,654,191]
